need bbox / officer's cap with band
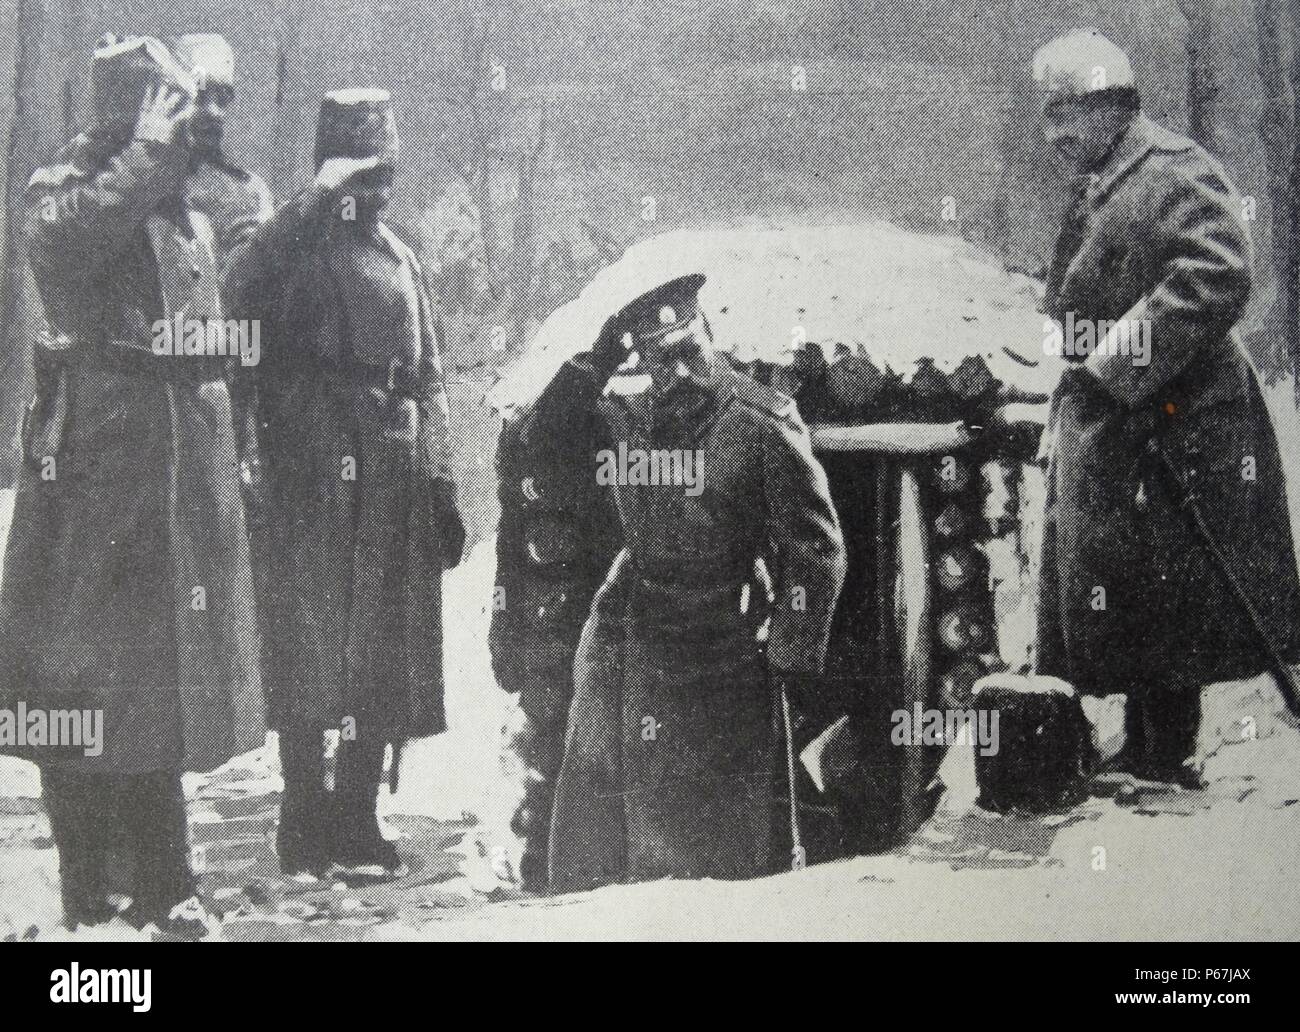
[172,34,235,89]
[617,273,707,347]
[314,88,399,168]
[1032,29,1134,100]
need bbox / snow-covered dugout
[491,221,1061,415]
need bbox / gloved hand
[1057,363,1117,408]
[589,314,627,380]
[987,403,1049,466]
[426,476,466,569]
[133,80,195,147]
[234,405,265,509]
[315,154,385,193]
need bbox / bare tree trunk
[1253,0,1299,389]
[269,0,309,202]
[506,104,546,334]
[56,0,85,138]
[1180,0,1222,152]
[989,0,1016,261]
[450,0,550,360]
[460,9,497,292]
[0,0,40,488]
[1287,26,1300,399]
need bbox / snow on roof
[491,221,1058,413]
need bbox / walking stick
[780,689,806,871]
[1147,439,1300,717]
[388,739,403,794]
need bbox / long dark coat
[1037,113,1300,695]
[0,135,265,773]
[490,355,622,887]
[223,191,457,738]
[548,361,847,892]
[490,355,622,725]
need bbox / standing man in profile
[171,33,273,270]
[225,89,465,880]
[170,32,274,539]
[1033,30,1300,785]
[548,274,847,892]
[0,36,265,933]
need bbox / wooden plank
[810,422,972,454]
[896,463,936,837]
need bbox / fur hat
[172,34,235,90]
[90,34,195,138]
[1032,29,1135,100]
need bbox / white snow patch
[382,540,524,835]
[1262,374,1300,576]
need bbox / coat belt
[270,354,425,399]
[36,336,228,384]
[630,556,752,589]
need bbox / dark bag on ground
[972,673,1094,814]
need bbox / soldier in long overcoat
[0,37,264,929]
[491,339,623,891]
[171,32,275,669]
[223,90,465,877]
[1032,32,1300,783]
[548,275,847,892]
